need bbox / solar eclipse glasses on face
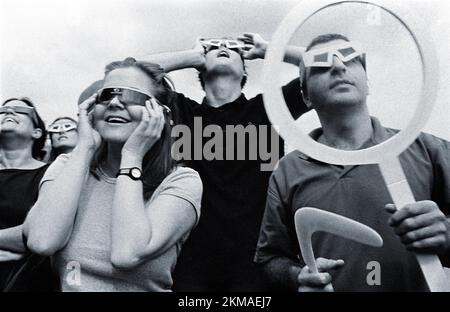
[0,105,39,126]
[201,38,245,54]
[48,122,77,133]
[97,87,172,114]
[303,41,365,68]
[97,87,153,107]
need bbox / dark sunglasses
[97,87,152,106]
[96,87,172,115]
[0,106,39,126]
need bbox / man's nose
[330,55,346,72]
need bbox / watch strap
[116,167,142,180]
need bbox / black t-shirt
[0,164,54,291]
[0,165,49,229]
[170,79,307,291]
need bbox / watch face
[130,168,142,179]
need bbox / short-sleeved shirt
[255,117,450,291]
[0,164,53,291]
[169,79,308,291]
[40,155,202,292]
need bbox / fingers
[297,257,343,292]
[78,93,97,116]
[392,211,446,236]
[298,269,332,288]
[0,250,26,262]
[386,201,449,253]
[316,257,345,271]
[387,201,440,227]
[298,283,334,292]
[385,203,396,214]
[240,33,256,41]
[400,223,447,245]
[143,99,165,136]
[405,235,447,252]
[242,43,254,51]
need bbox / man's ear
[366,78,370,96]
[300,86,312,109]
[32,128,42,140]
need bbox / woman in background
[47,117,78,161]
[0,97,54,291]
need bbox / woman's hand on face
[77,94,102,152]
[121,98,165,161]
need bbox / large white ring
[262,0,439,165]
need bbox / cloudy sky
[1,0,449,141]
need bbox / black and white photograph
[0,0,450,302]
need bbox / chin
[98,128,132,144]
[328,92,363,106]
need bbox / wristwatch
[116,167,143,181]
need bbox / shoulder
[168,90,200,108]
[275,150,305,175]
[417,132,450,150]
[408,132,450,160]
[151,166,203,225]
[164,166,201,184]
[154,166,203,204]
[39,153,71,187]
[269,150,305,193]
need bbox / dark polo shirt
[169,78,307,291]
[255,118,450,291]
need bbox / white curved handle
[379,157,450,292]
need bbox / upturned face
[93,66,158,144]
[0,100,39,140]
[304,39,369,113]
[204,45,245,80]
[50,118,78,150]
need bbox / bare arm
[0,225,26,253]
[110,100,201,269]
[110,169,199,269]
[139,38,205,73]
[24,147,93,256]
[140,34,305,74]
[23,95,100,256]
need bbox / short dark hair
[300,33,366,96]
[1,97,47,160]
[305,33,351,52]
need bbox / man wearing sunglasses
[142,33,307,291]
[255,34,450,291]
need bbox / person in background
[47,117,79,161]
[0,97,55,291]
[143,33,307,291]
